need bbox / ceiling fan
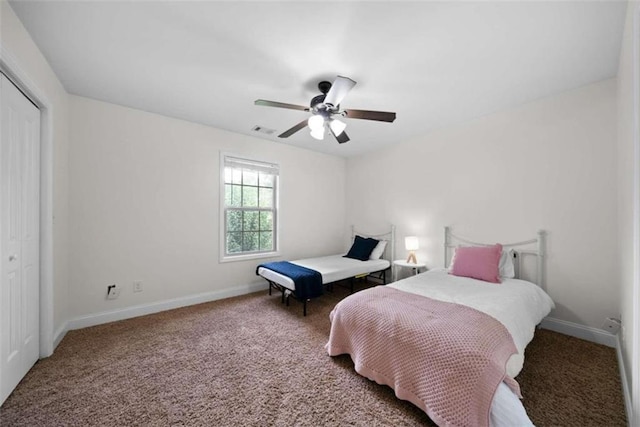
[255,76,396,144]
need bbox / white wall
[68,96,346,318]
[616,0,638,422]
[1,1,70,340]
[347,79,618,330]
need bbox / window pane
[227,210,242,232]
[243,232,259,252]
[259,173,274,188]
[259,187,273,208]
[224,167,232,184]
[226,184,242,207]
[259,211,273,231]
[229,185,242,206]
[260,231,273,251]
[232,168,242,184]
[242,186,258,207]
[224,184,231,206]
[244,211,259,231]
[243,169,258,186]
[225,184,239,207]
[227,232,243,253]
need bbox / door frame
[632,4,640,423]
[0,45,55,358]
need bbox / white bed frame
[444,226,546,288]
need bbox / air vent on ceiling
[252,125,276,135]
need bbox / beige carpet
[0,281,627,426]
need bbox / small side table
[393,260,426,282]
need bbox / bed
[326,227,555,427]
[257,225,395,315]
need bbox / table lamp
[405,236,419,264]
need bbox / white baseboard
[53,322,68,350]
[615,334,633,425]
[67,282,268,331]
[540,317,617,348]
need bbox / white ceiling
[10,1,627,158]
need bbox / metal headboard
[351,224,396,264]
[444,226,546,287]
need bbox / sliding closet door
[0,73,40,406]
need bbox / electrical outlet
[106,284,120,300]
[133,280,143,293]
[602,317,621,334]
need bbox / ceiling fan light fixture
[255,75,396,144]
[308,115,324,131]
[310,127,325,140]
[329,119,347,136]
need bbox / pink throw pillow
[450,244,502,283]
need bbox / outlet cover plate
[133,281,143,293]
[602,317,621,334]
[106,285,120,300]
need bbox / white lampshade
[310,127,325,140]
[405,236,419,251]
[308,115,324,131]
[329,119,347,136]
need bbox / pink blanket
[326,286,520,427]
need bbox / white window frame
[219,152,280,262]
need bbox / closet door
[0,73,40,405]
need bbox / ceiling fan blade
[343,109,396,123]
[323,76,356,107]
[255,99,309,112]
[330,127,350,144]
[278,120,308,138]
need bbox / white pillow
[499,248,515,278]
[448,248,457,272]
[369,240,387,260]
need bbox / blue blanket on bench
[257,261,323,300]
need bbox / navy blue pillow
[344,235,379,261]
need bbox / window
[221,154,279,260]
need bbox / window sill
[219,251,281,263]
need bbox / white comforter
[388,268,555,427]
[389,268,554,377]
